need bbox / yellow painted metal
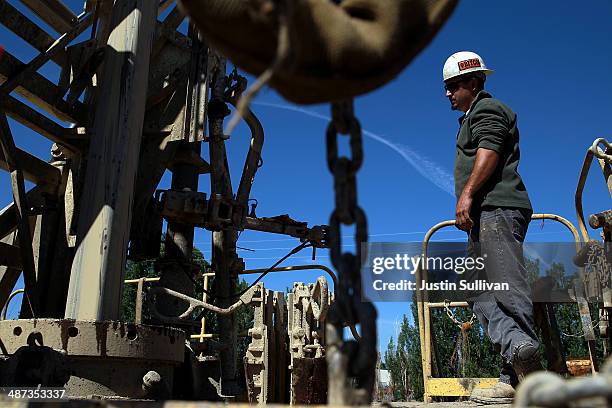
[124,277,160,284]
[124,273,217,340]
[190,333,216,340]
[197,272,213,342]
[418,214,582,402]
[427,377,499,396]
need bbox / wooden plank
[0,1,68,66]
[19,0,77,34]
[0,50,86,123]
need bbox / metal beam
[208,55,241,396]
[0,232,22,315]
[0,110,39,315]
[0,186,47,240]
[65,0,158,321]
[3,95,82,152]
[0,13,94,96]
[0,1,68,66]
[0,241,22,269]
[0,145,61,188]
[19,0,78,34]
[0,50,86,123]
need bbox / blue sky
[2,1,612,351]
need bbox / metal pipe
[147,286,251,320]
[576,149,594,242]
[427,301,469,308]
[242,264,337,288]
[575,138,612,243]
[229,99,264,208]
[1,288,24,320]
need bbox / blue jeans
[466,207,539,369]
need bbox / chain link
[443,299,476,329]
[586,241,612,288]
[325,100,376,405]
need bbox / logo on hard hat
[458,58,481,71]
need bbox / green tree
[121,240,254,375]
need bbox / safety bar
[416,213,583,402]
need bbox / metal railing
[416,213,581,402]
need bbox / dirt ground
[376,401,512,408]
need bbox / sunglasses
[444,79,465,93]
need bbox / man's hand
[455,148,500,232]
[455,191,474,231]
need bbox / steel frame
[416,213,582,402]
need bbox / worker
[443,51,542,403]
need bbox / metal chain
[586,241,612,287]
[325,100,377,405]
[444,300,475,376]
[444,299,476,329]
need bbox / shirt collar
[458,90,492,125]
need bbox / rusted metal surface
[288,278,330,404]
[291,357,328,404]
[65,0,158,321]
[244,283,274,403]
[207,54,242,397]
[0,319,184,398]
[0,0,336,402]
[272,291,288,403]
[324,101,377,405]
[566,359,593,376]
[157,28,208,328]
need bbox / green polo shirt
[454,91,532,211]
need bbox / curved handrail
[1,288,24,320]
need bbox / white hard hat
[443,51,494,82]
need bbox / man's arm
[455,148,499,231]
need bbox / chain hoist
[444,300,476,376]
[325,100,377,405]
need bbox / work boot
[512,342,543,381]
[470,381,515,404]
